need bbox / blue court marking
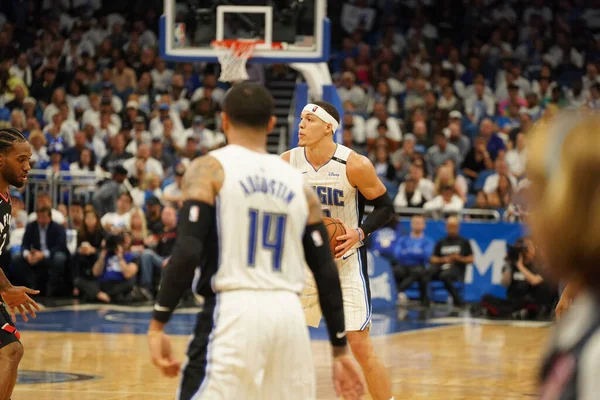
[17,370,100,384]
[18,306,454,338]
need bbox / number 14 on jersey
[247,209,287,271]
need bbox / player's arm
[149,155,224,331]
[302,184,348,356]
[333,153,394,257]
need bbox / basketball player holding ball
[282,101,395,400]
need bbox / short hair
[36,206,52,217]
[311,101,341,125]
[0,128,27,153]
[223,82,274,129]
[377,123,388,130]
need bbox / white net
[212,40,258,83]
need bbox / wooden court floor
[11,315,550,400]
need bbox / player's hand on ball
[148,330,181,378]
[334,219,362,259]
[1,286,40,323]
[332,354,366,399]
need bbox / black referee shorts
[0,304,21,349]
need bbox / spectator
[446,117,470,160]
[138,205,178,297]
[100,192,133,233]
[162,163,185,208]
[426,132,461,177]
[28,129,49,167]
[372,144,396,182]
[150,57,173,93]
[412,119,431,149]
[391,133,417,181]
[479,118,506,161]
[126,116,151,154]
[461,135,494,180]
[337,71,368,112]
[127,207,148,253]
[435,160,468,202]
[64,131,87,164]
[9,192,28,231]
[394,176,426,208]
[28,191,65,225]
[428,216,473,306]
[409,161,435,201]
[505,132,528,178]
[465,80,496,125]
[144,196,164,235]
[424,185,464,213]
[190,74,226,105]
[487,174,513,209]
[66,200,84,231]
[73,207,105,296]
[78,233,138,303]
[111,55,137,94]
[483,158,518,194]
[122,143,164,180]
[437,85,461,112]
[131,174,163,208]
[100,133,132,172]
[14,207,68,297]
[392,215,434,305]
[368,81,398,115]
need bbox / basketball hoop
[211,39,260,83]
[211,39,284,83]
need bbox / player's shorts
[301,247,372,331]
[178,290,315,400]
[0,304,21,349]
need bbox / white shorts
[300,248,372,331]
[178,290,315,400]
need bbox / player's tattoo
[181,155,224,205]
[0,268,12,292]
[304,184,323,225]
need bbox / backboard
[160,0,329,64]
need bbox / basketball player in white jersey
[282,101,395,400]
[147,83,365,399]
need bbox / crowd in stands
[0,0,593,305]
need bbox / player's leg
[0,306,23,400]
[178,293,265,400]
[263,293,315,400]
[347,329,392,400]
[341,251,393,400]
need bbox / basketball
[323,216,346,255]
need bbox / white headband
[302,103,339,133]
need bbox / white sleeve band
[302,103,340,133]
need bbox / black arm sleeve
[360,191,394,237]
[152,200,215,324]
[303,222,347,348]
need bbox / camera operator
[75,234,138,304]
[481,237,557,319]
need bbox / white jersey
[209,145,308,294]
[289,144,361,230]
[290,144,372,332]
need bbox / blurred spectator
[28,129,49,167]
[465,80,496,125]
[9,192,27,231]
[435,160,468,202]
[162,164,185,208]
[368,81,399,115]
[100,192,133,233]
[337,71,368,112]
[372,143,396,182]
[478,118,506,161]
[392,215,434,305]
[74,207,105,296]
[426,132,461,177]
[428,216,473,306]
[123,143,164,180]
[446,116,470,160]
[409,160,434,201]
[14,207,68,297]
[483,158,518,194]
[487,175,513,209]
[66,200,84,231]
[461,135,494,180]
[127,208,148,253]
[144,196,164,235]
[505,132,528,178]
[79,233,138,303]
[100,133,132,172]
[131,174,162,208]
[28,191,65,225]
[391,133,417,181]
[423,185,464,213]
[394,176,426,208]
[138,205,178,297]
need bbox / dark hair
[223,82,274,129]
[312,101,341,124]
[119,192,133,203]
[36,206,52,217]
[0,128,27,154]
[377,123,388,130]
[78,147,97,170]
